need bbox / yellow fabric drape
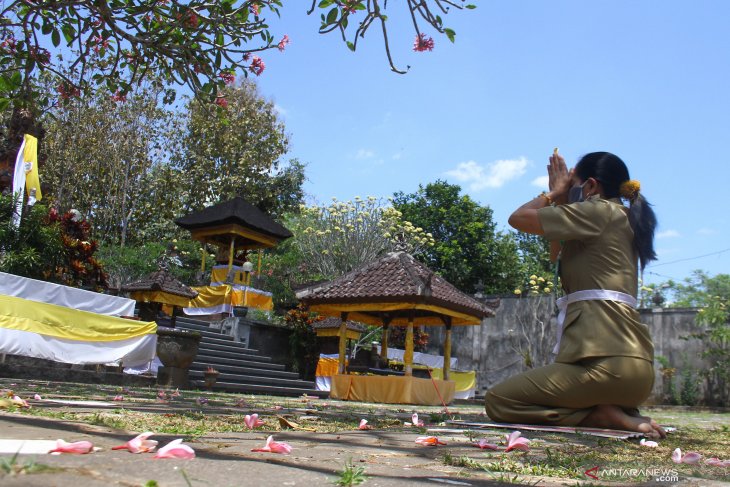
[130,291,192,308]
[429,369,476,393]
[23,134,42,201]
[0,294,156,342]
[330,374,455,405]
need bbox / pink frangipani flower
[49,439,95,454]
[475,439,499,450]
[33,394,42,400]
[706,457,730,467]
[640,439,659,448]
[153,439,195,459]
[10,395,29,408]
[407,413,424,427]
[112,432,158,453]
[251,435,292,454]
[672,448,702,464]
[358,419,373,430]
[505,431,530,452]
[113,395,124,401]
[244,414,265,429]
[415,436,446,446]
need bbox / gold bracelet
[539,192,553,206]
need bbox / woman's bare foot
[580,405,666,439]
[623,408,667,438]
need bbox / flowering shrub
[293,196,435,279]
[0,195,107,289]
[285,304,325,380]
[509,273,557,369]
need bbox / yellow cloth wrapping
[23,134,42,201]
[0,294,156,341]
[315,357,339,377]
[429,369,476,393]
[130,291,192,308]
[211,266,248,285]
[159,285,274,315]
[330,374,455,405]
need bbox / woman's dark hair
[574,152,657,270]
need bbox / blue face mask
[568,181,587,203]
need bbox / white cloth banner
[0,272,135,317]
[0,327,156,367]
[374,346,457,368]
[315,376,331,391]
[554,289,637,354]
[11,138,26,228]
[183,303,233,316]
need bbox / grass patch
[333,458,367,486]
[0,452,61,476]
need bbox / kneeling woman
[485,151,665,438]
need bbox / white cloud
[355,149,375,159]
[444,157,528,191]
[531,175,549,188]
[392,151,403,160]
[656,229,681,239]
[273,104,287,117]
[697,227,717,236]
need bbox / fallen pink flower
[415,436,446,446]
[271,405,283,410]
[672,448,702,464]
[33,394,42,401]
[112,432,158,453]
[407,413,424,427]
[705,457,730,467]
[505,431,530,452]
[474,439,499,450]
[10,395,29,408]
[244,414,265,429]
[49,439,95,454]
[113,395,124,401]
[640,439,659,448]
[171,388,181,397]
[153,439,195,459]
[358,419,373,430]
[251,435,292,454]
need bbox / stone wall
[424,296,706,404]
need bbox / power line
[648,246,730,268]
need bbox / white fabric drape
[0,272,135,317]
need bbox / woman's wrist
[548,191,568,205]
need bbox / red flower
[277,35,290,52]
[186,11,199,29]
[249,3,260,15]
[215,97,228,109]
[219,71,235,85]
[249,56,265,76]
[111,91,127,103]
[413,33,434,52]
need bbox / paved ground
[0,379,728,486]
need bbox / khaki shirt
[537,196,654,363]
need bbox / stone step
[197,340,267,359]
[194,353,286,371]
[189,362,299,380]
[191,380,329,398]
[189,370,315,389]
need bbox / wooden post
[338,312,349,374]
[380,317,391,366]
[226,236,236,281]
[257,249,263,276]
[404,316,414,376]
[200,248,206,273]
[443,319,453,381]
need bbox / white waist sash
[553,289,637,354]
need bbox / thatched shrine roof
[122,269,198,299]
[174,197,292,249]
[296,252,496,326]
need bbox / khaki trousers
[484,356,654,426]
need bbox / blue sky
[252,1,730,286]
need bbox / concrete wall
[424,296,706,404]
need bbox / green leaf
[51,29,60,47]
[346,41,355,52]
[41,20,53,35]
[0,98,10,111]
[326,7,338,25]
[444,28,456,43]
[465,4,477,9]
[9,71,21,89]
[62,24,76,44]
[318,0,334,7]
